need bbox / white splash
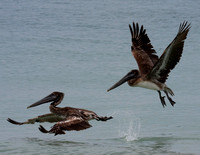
[119,118,141,141]
[115,111,141,141]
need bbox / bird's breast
[134,81,162,91]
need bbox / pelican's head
[107,70,139,92]
[27,91,64,108]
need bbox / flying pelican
[107,21,190,107]
[7,92,113,136]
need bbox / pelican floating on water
[7,92,112,135]
[108,21,190,107]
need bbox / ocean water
[1,0,200,154]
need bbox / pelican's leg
[164,91,176,106]
[157,91,166,107]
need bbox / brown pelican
[7,92,112,135]
[107,21,190,107]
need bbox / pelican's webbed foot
[164,91,176,106]
[96,116,113,121]
[158,91,166,108]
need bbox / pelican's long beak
[27,93,57,109]
[107,72,135,92]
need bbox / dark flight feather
[148,21,191,83]
[129,22,159,75]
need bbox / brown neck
[50,93,64,107]
[49,105,61,114]
[128,77,139,86]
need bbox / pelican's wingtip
[7,118,23,125]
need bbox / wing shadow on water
[25,137,88,147]
[5,134,199,155]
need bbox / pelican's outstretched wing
[129,22,159,75]
[39,116,92,135]
[7,113,66,125]
[147,21,191,83]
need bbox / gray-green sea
[1,0,200,154]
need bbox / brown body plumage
[7,92,112,136]
[108,21,191,107]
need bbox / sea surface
[1,0,200,154]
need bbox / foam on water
[112,110,141,141]
[119,117,141,141]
